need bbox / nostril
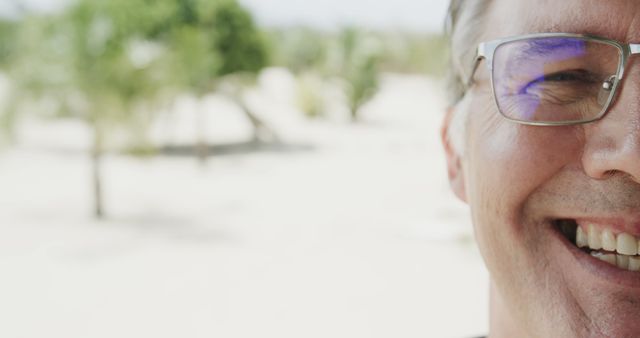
[581,134,640,182]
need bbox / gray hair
[443,0,494,155]
[446,0,493,106]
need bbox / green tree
[338,28,381,122]
[268,28,327,74]
[0,18,19,137]
[376,32,448,76]
[2,0,271,217]
[0,19,17,67]
[211,0,273,144]
[6,0,170,218]
[213,1,268,77]
[267,28,329,118]
[161,0,271,164]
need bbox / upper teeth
[577,225,639,255]
[576,224,640,271]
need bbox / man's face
[445,0,640,336]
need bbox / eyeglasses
[467,33,640,126]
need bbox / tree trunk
[196,98,208,165]
[350,104,359,123]
[231,93,278,143]
[91,124,104,219]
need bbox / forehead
[487,0,640,42]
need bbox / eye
[520,69,598,94]
[543,69,596,83]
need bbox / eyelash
[520,69,597,94]
[543,70,593,83]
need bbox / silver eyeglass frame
[466,32,640,126]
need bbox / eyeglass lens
[492,37,621,124]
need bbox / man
[442,1,640,337]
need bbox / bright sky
[4,0,450,33]
[238,0,450,32]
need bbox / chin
[525,216,640,337]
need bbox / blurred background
[0,0,488,337]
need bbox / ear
[441,106,467,203]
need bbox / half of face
[442,0,640,337]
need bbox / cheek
[464,107,584,256]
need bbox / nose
[582,74,640,183]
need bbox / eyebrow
[509,38,587,65]
[525,38,585,54]
[526,22,621,42]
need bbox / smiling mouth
[556,220,640,272]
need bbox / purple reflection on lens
[500,38,587,121]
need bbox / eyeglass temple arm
[464,44,488,89]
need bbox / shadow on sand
[159,139,315,157]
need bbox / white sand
[0,70,488,338]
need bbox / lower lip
[551,223,640,289]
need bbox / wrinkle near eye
[477,98,508,142]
